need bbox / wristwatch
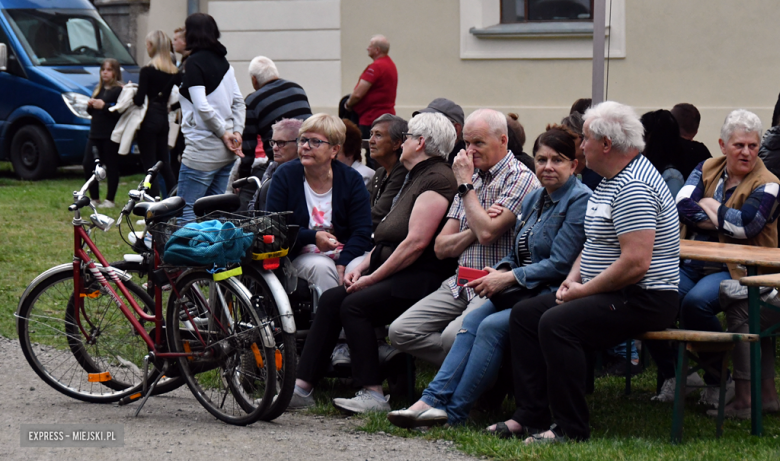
[457,183,475,198]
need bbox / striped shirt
[445,151,540,300]
[242,79,312,160]
[581,154,679,291]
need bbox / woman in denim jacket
[388,125,591,429]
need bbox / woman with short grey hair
[289,113,459,414]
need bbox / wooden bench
[633,329,759,443]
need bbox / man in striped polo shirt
[499,101,680,443]
[238,56,312,182]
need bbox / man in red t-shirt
[344,35,398,139]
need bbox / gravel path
[0,336,477,461]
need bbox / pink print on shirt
[311,207,326,226]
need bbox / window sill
[470,22,605,39]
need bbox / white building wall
[209,0,341,112]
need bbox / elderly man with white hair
[488,101,680,443]
[663,109,780,414]
[239,56,312,182]
[389,108,539,367]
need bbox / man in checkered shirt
[389,108,540,366]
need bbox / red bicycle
[16,163,276,425]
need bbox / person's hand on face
[452,149,475,185]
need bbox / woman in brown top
[290,113,458,413]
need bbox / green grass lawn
[1,162,779,460]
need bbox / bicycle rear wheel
[109,260,186,396]
[166,271,275,425]
[241,266,297,421]
[17,269,154,403]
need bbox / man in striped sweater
[239,56,312,180]
[498,101,681,443]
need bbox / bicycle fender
[257,270,296,335]
[18,263,132,314]
[18,263,73,313]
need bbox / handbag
[489,285,541,311]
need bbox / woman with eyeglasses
[265,113,373,293]
[285,113,458,414]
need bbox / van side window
[0,25,25,78]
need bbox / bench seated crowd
[235,56,780,444]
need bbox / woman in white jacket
[177,13,246,222]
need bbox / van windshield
[4,8,136,66]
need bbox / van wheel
[11,125,57,180]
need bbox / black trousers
[509,287,678,440]
[137,106,176,197]
[296,279,417,388]
[82,138,120,201]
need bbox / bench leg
[625,339,632,396]
[715,352,729,438]
[747,282,763,436]
[671,341,688,444]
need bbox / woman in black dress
[134,30,181,197]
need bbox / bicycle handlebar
[117,163,164,221]
[68,194,92,212]
[232,176,262,190]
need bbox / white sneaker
[651,373,705,402]
[333,389,391,414]
[97,200,115,208]
[287,388,315,410]
[699,377,735,408]
[331,343,351,366]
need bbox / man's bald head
[369,35,390,56]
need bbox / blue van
[0,0,140,179]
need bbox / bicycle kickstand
[133,359,169,417]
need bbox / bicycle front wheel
[241,266,297,421]
[166,271,275,425]
[17,269,154,403]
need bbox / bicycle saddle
[136,196,186,224]
[193,193,241,217]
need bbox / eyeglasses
[402,132,421,142]
[297,136,332,149]
[269,139,297,148]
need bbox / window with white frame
[500,0,593,23]
[460,0,625,60]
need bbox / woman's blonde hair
[299,113,346,147]
[146,30,178,74]
[92,58,122,97]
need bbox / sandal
[485,421,540,439]
[523,424,567,445]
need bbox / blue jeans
[678,265,731,332]
[681,265,731,384]
[420,301,510,425]
[177,162,233,223]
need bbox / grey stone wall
[94,0,150,62]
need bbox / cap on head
[413,98,464,127]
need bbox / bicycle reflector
[262,257,280,270]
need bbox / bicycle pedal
[118,391,144,406]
